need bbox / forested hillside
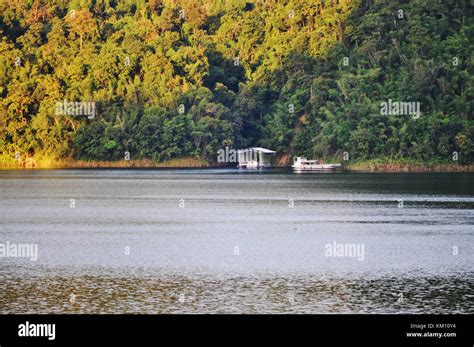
[0,0,472,167]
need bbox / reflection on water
[0,170,473,313]
[0,268,472,314]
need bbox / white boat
[292,157,341,171]
[242,160,259,169]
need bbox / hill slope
[0,0,472,166]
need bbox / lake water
[0,169,472,313]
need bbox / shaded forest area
[0,0,472,167]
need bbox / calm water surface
[0,169,472,313]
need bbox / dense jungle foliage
[0,0,472,165]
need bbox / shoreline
[0,157,208,170]
[1,158,473,172]
[345,162,474,172]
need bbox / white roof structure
[249,147,276,154]
[237,147,276,168]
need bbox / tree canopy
[0,0,472,165]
